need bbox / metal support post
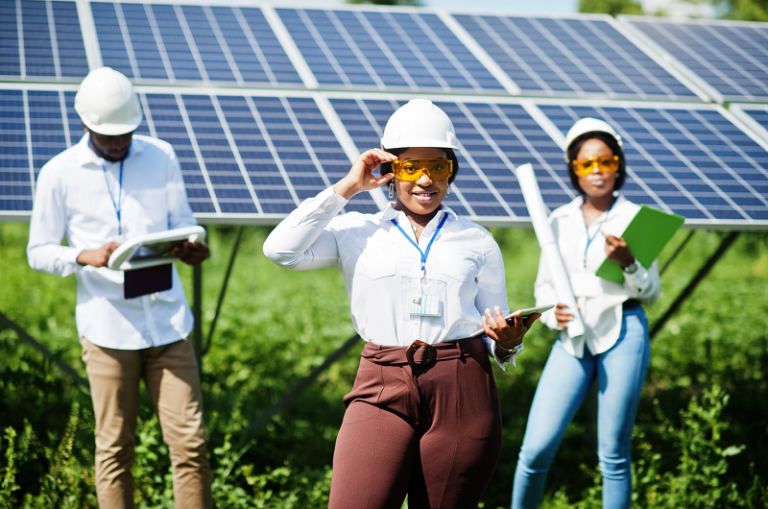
[0,310,90,391]
[650,232,740,340]
[239,334,363,445]
[203,225,244,356]
[193,264,203,364]
[660,230,696,276]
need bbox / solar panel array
[1,1,767,229]
[622,17,768,103]
[454,15,699,101]
[0,0,90,80]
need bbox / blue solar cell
[277,8,504,93]
[538,103,768,222]
[52,1,89,77]
[628,20,768,102]
[143,93,216,213]
[0,0,88,80]
[92,3,302,86]
[0,90,32,211]
[454,14,699,100]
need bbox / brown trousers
[329,337,503,509]
[81,337,212,509]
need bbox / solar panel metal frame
[619,15,768,104]
[529,96,768,230]
[729,104,768,145]
[447,10,712,103]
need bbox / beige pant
[81,337,212,509]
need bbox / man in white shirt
[27,67,212,509]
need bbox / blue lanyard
[391,213,448,275]
[582,197,615,268]
[102,160,124,236]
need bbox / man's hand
[603,233,636,268]
[77,242,121,268]
[170,241,209,266]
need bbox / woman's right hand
[334,149,397,200]
[555,303,576,328]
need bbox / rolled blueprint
[515,164,585,338]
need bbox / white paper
[515,163,585,338]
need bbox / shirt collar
[380,202,459,224]
[76,133,145,167]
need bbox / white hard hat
[381,99,458,150]
[564,118,623,161]
[75,67,142,136]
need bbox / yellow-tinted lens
[572,155,619,176]
[392,159,453,181]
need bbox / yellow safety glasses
[572,155,620,176]
[392,159,453,182]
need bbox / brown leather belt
[361,336,486,369]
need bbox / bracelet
[497,341,524,356]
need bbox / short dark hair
[379,148,459,184]
[566,133,626,195]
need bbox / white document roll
[515,163,585,338]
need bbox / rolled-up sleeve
[263,187,347,270]
[27,168,82,277]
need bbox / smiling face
[575,138,617,201]
[392,147,450,218]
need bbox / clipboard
[108,226,206,271]
[595,205,684,284]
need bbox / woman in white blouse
[264,99,539,509]
[510,118,660,509]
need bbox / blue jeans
[511,307,650,509]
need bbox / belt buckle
[406,340,436,369]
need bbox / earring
[388,181,395,199]
[447,185,451,195]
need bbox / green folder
[596,205,685,284]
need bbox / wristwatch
[623,260,638,274]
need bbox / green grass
[1,222,767,508]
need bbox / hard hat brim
[82,113,142,136]
[382,138,458,151]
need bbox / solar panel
[535,100,768,226]
[621,17,768,103]
[91,2,303,86]
[729,104,768,144]
[329,95,575,223]
[0,0,90,81]
[0,86,379,222]
[276,8,506,93]
[453,14,702,101]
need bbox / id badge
[408,292,441,316]
[571,272,602,298]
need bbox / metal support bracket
[239,333,363,445]
[651,232,740,340]
[0,309,90,391]
[203,225,244,356]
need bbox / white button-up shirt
[263,186,519,368]
[27,134,196,350]
[535,194,661,358]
